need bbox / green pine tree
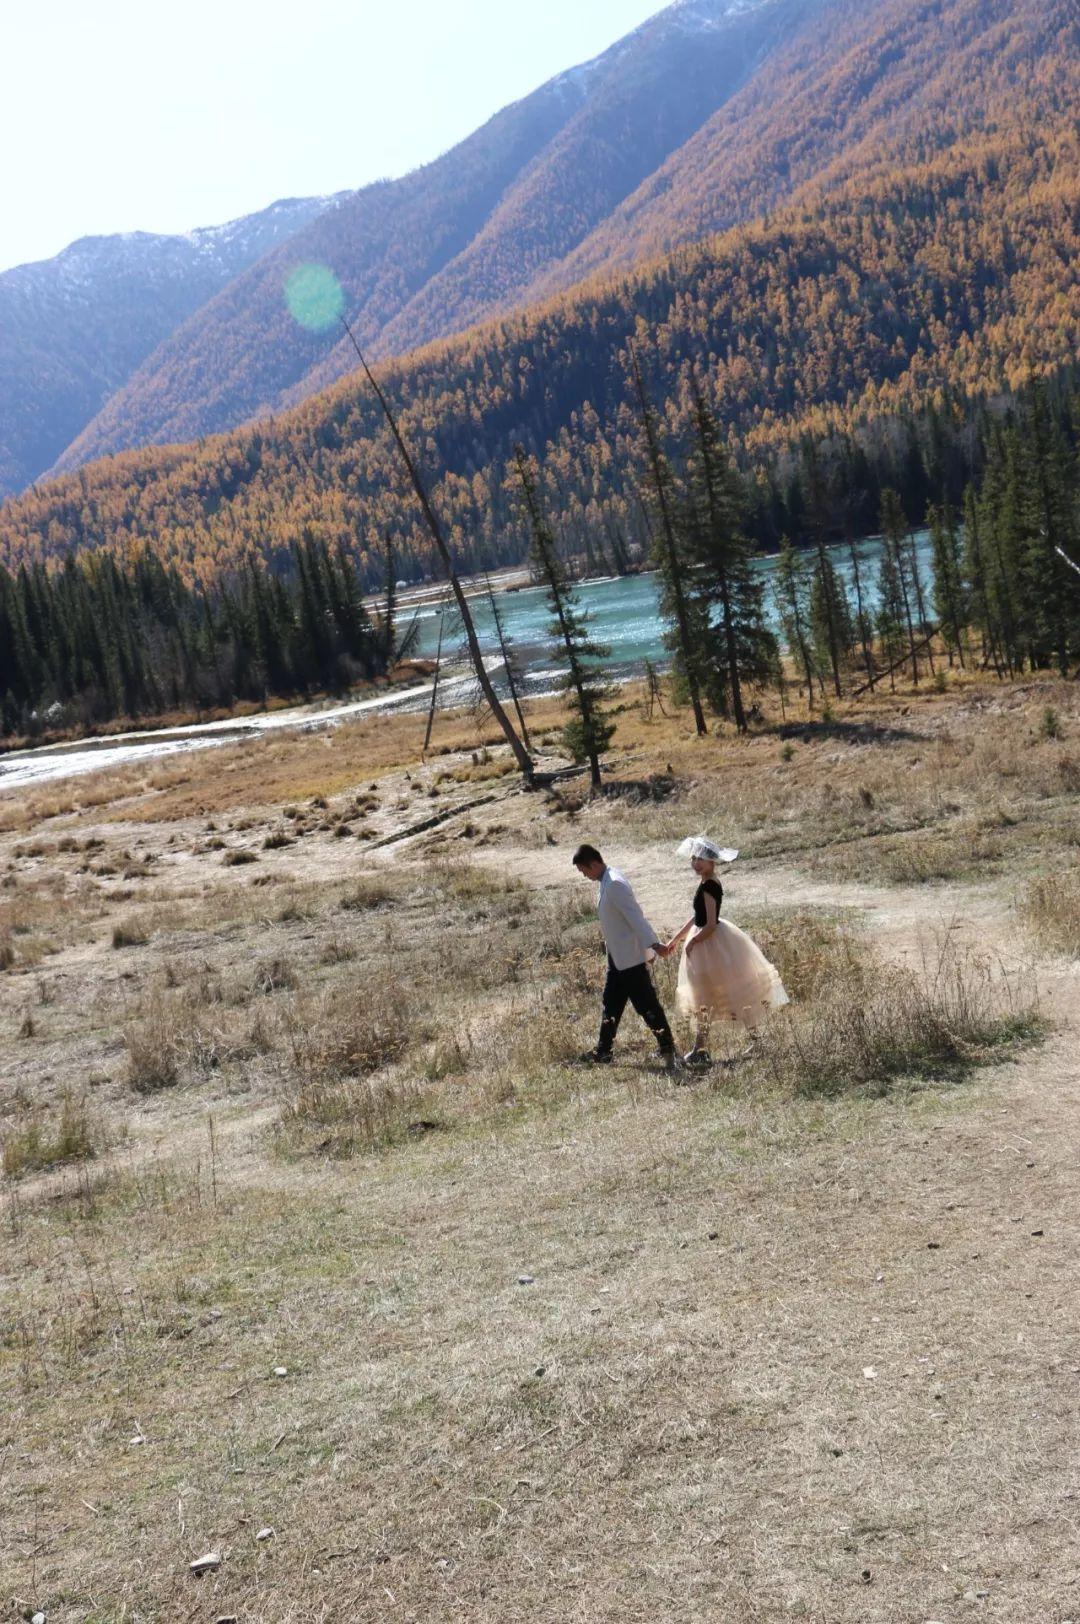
[773,539,818,710]
[928,501,967,667]
[626,340,708,736]
[514,447,614,790]
[683,380,777,730]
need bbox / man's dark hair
[573,844,604,868]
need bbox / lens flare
[284,263,345,333]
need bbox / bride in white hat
[659,836,789,1067]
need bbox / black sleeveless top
[693,877,723,926]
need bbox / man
[572,843,679,1071]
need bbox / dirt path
[5,809,1080,1618]
[475,839,1009,962]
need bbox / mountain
[0,194,342,498]
[525,0,1077,291]
[40,0,821,483]
[1,0,1075,596]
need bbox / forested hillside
[0,536,392,738]
[1,51,1075,596]
[531,0,1075,292]
[6,0,1072,507]
[49,0,813,480]
[2,367,1076,746]
[0,195,338,497]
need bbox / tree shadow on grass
[773,719,928,746]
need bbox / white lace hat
[677,835,739,863]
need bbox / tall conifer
[683,379,777,730]
[626,342,708,736]
[774,540,818,709]
[514,447,613,790]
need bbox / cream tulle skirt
[676,919,790,1030]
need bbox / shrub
[818,826,1004,886]
[878,830,1003,884]
[1057,756,1080,794]
[223,849,258,867]
[423,1030,475,1082]
[432,863,526,904]
[280,981,419,1154]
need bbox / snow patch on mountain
[668,0,774,28]
[549,0,772,96]
[3,193,347,286]
[181,193,349,254]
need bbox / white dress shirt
[596,866,660,971]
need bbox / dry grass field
[2,672,1079,1623]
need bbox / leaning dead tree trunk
[422,593,449,757]
[1055,548,1080,678]
[851,624,940,698]
[341,317,535,786]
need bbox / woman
[662,835,789,1066]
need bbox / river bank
[1,531,932,792]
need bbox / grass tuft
[1022,870,1080,956]
[112,919,149,949]
[124,995,182,1092]
[752,939,1041,1097]
[2,1091,103,1179]
[339,876,397,911]
[735,910,868,1004]
[286,981,411,1088]
[278,1073,430,1156]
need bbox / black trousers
[598,957,674,1056]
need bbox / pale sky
[2,0,667,273]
